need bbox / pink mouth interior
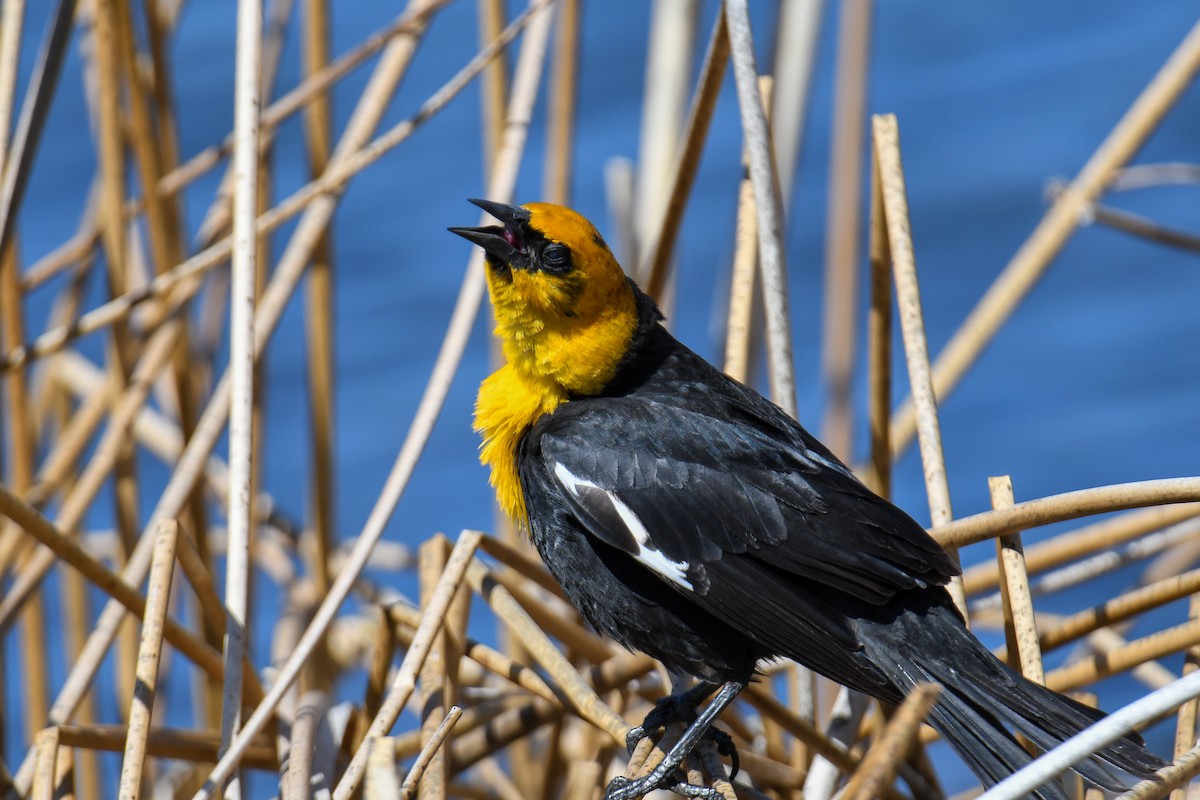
[502,227,522,251]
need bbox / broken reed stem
[642,8,729,301]
[725,0,796,417]
[399,707,464,800]
[840,683,940,800]
[871,112,968,618]
[889,18,1200,462]
[989,475,1044,684]
[116,520,179,800]
[330,530,482,800]
[935,478,1200,550]
[31,726,60,800]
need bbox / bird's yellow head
[451,199,639,396]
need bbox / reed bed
[0,2,1198,800]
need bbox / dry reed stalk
[544,0,578,204]
[399,707,463,799]
[561,761,603,800]
[30,727,59,800]
[722,75,773,388]
[0,0,532,376]
[769,0,822,212]
[195,2,555,790]
[215,2,264,795]
[465,559,629,742]
[1,252,46,741]
[990,476,1045,683]
[387,602,565,706]
[302,0,336,619]
[365,736,400,800]
[725,0,795,417]
[0,0,43,732]
[53,725,277,770]
[282,690,328,800]
[116,520,179,800]
[871,112,968,618]
[1045,618,1200,693]
[888,18,1200,462]
[479,561,614,663]
[0,322,181,630]
[20,7,551,786]
[820,0,871,462]
[417,539,450,800]
[327,530,482,800]
[163,0,455,205]
[866,140,892,497]
[476,531,568,598]
[962,504,1200,595]
[23,365,111,506]
[1171,592,1200,800]
[841,683,941,800]
[642,8,729,301]
[936,479,1200,550]
[0,483,255,698]
[636,0,697,289]
[0,0,24,149]
[1119,739,1200,800]
[1038,568,1200,652]
[722,134,760,383]
[46,351,281,533]
[478,0,509,173]
[20,227,98,291]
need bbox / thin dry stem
[116,520,179,800]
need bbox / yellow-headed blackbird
[451,199,1163,800]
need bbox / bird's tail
[861,599,1164,800]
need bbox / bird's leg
[606,680,745,800]
[625,680,719,753]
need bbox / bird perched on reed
[450,198,1164,800]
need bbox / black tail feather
[861,599,1166,795]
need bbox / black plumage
[451,199,1164,800]
[518,289,1162,799]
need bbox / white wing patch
[553,462,694,591]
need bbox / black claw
[704,726,739,780]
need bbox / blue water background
[4,0,1199,794]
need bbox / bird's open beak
[448,198,532,269]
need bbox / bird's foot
[604,774,725,800]
[626,683,718,754]
[610,681,746,799]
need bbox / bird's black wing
[530,362,957,610]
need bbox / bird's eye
[542,243,570,271]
